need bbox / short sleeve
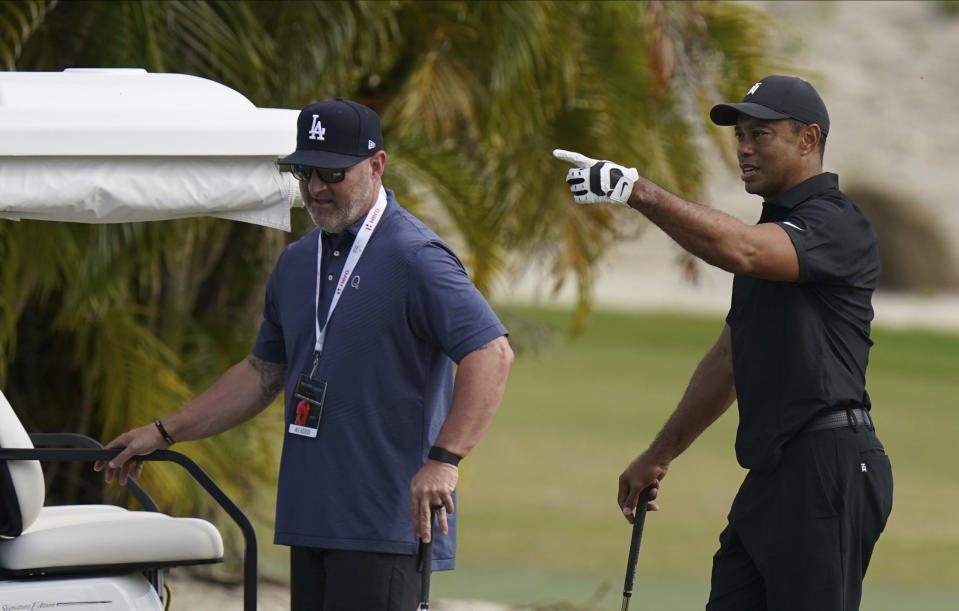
[778,198,877,284]
[407,242,507,363]
[251,263,288,364]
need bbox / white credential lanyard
[312,187,387,361]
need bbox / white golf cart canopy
[0,68,300,230]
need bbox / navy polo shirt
[252,188,507,569]
[726,173,880,472]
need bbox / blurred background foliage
[939,0,959,17]
[0,0,785,576]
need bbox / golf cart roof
[0,69,300,230]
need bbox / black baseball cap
[710,75,829,136]
[279,98,383,168]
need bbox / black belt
[803,407,873,433]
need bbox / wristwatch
[428,445,463,466]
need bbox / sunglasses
[290,164,347,183]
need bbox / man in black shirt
[554,75,893,610]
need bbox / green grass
[431,306,959,608]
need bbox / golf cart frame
[0,68,301,610]
[0,422,258,610]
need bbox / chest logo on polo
[747,81,762,96]
[308,115,326,141]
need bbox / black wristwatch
[428,445,463,466]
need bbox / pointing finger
[552,149,597,168]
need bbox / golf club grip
[419,506,439,610]
[623,487,652,599]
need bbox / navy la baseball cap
[710,75,829,136]
[279,98,383,168]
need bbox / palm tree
[1,0,784,574]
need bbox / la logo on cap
[308,114,326,141]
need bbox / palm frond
[0,0,54,70]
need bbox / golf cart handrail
[28,433,160,512]
[0,446,257,611]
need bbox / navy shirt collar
[764,172,839,211]
[322,187,393,246]
[323,215,363,246]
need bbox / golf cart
[0,69,300,610]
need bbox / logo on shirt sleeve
[782,220,805,231]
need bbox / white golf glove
[553,149,639,207]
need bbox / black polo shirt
[726,172,880,472]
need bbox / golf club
[418,505,441,610]
[621,487,652,611]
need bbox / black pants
[707,426,893,611]
[290,547,420,610]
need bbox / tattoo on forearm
[246,355,287,403]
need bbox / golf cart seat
[0,389,224,576]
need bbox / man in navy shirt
[554,76,892,610]
[100,99,513,609]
